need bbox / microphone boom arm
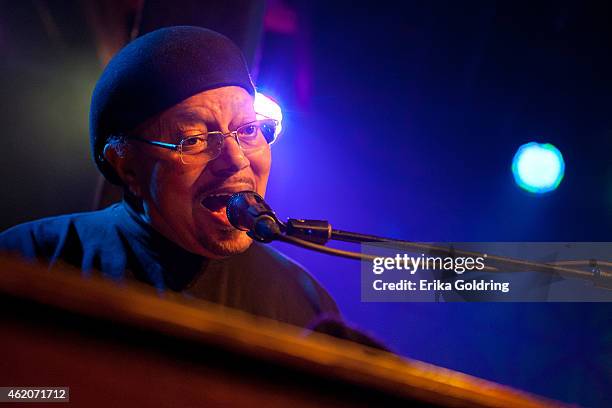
[227,192,611,287]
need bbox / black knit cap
[90,26,255,185]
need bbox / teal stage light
[512,142,565,194]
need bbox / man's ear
[103,141,143,197]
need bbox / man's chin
[197,229,253,258]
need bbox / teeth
[201,193,233,212]
[201,194,231,201]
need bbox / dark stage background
[1,1,611,406]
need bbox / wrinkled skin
[105,86,271,258]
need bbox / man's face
[121,86,271,258]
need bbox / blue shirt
[0,201,339,328]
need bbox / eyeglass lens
[179,120,277,164]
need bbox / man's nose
[208,134,250,177]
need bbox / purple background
[258,2,612,406]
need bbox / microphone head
[226,191,275,231]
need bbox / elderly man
[0,26,339,328]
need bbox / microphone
[225,191,375,261]
[226,191,282,242]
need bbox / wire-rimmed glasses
[129,118,279,164]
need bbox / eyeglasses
[128,118,279,164]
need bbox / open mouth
[200,193,233,213]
